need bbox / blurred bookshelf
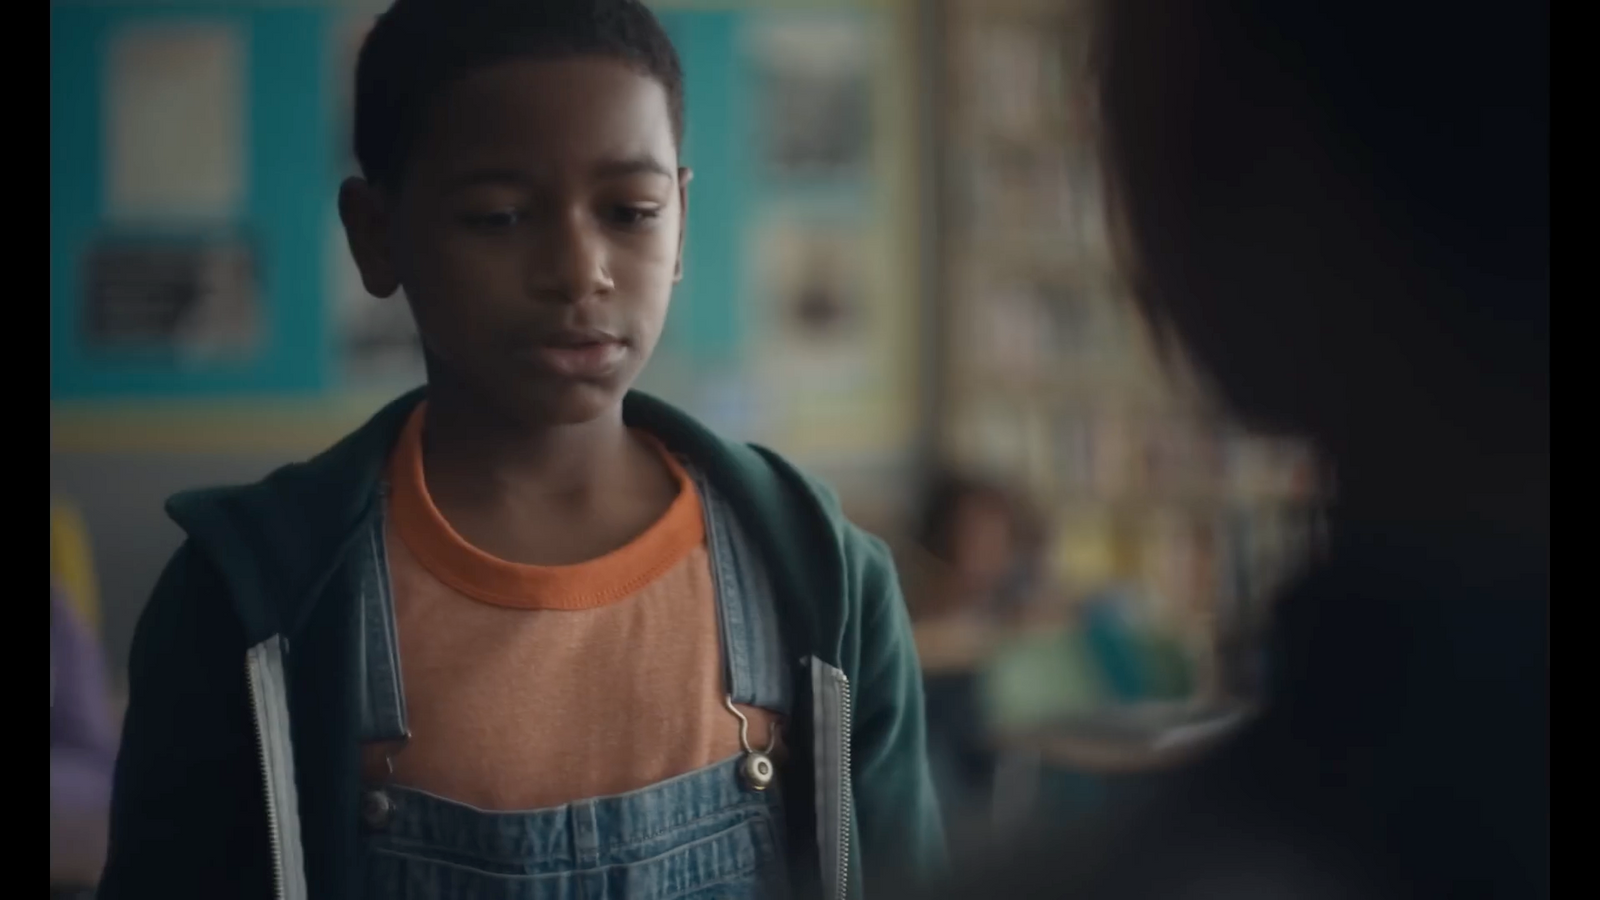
[930,0,1321,712]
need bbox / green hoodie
[98,388,944,900]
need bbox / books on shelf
[949,402,1316,512]
[963,22,1068,146]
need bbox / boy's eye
[607,205,661,228]
[462,209,524,230]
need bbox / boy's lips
[545,327,623,347]
[522,331,629,379]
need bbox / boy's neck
[415,387,679,566]
[419,392,639,504]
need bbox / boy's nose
[532,216,613,303]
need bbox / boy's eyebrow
[448,156,675,191]
[591,155,675,181]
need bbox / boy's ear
[338,177,402,299]
[674,167,693,284]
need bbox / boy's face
[342,57,689,426]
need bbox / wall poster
[104,22,246,223]
[82,234,262,365]
[747,16,873,180]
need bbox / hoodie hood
[164,387,846,650]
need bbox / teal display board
[659,11,748,368]
[49,3,749,401]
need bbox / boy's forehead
[413,56,677,182]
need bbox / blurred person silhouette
[51,584,117,899]
[914,0,1548,897]
[906,473,1036,625]
[903,474,1039,830]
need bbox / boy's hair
[354,0,686,188]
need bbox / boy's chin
[509,380,631,428]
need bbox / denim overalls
[352,466,793,900]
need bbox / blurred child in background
[903,473,1042,830]
[50,584,116,899]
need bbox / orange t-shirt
[362,405,780,811]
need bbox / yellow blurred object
[51,501,101,630]
[1050,510,1117,591]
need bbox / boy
[98,2,944,899]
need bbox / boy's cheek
[406,252,513,307]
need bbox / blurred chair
[979,587,1220,833]
[1079,587,1194,704]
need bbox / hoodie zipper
[246,636,307,900]
[835,666,854,900]
[246,648,287,900]
[813,658,855,900]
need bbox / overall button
[741,751,776,791]
[362,789,395,831]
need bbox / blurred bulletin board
[737,5,920,477]
[50,0,921,483]
[50,4,329,407]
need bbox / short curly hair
[353,0,685,188]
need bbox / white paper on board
[105,22,247,221]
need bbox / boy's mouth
[545,327,623,347]
[526,329,629,379]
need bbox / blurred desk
[996,700,1255,774]
[914,614,1003,675]
[987,700,1255,828]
